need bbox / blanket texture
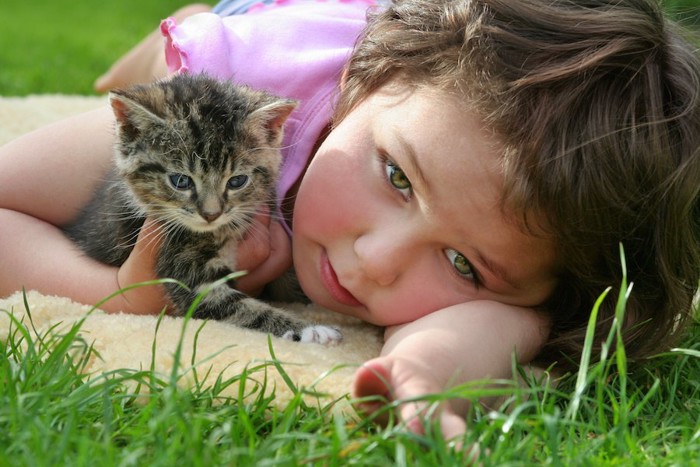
[0,95,383,407]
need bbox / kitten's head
[109,73,296,234]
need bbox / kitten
[64,73,341,345]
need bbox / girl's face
[293,85,558,326]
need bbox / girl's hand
[115,219,169,314]
[352,301,549,448]
[353,355,468,440]
[234,208,293,297]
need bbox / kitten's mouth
[197,223,222,232]
[193,214,251,235]
[176,216,225,233]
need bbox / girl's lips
[320,250,363,307]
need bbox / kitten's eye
[384,159,412,198]
[444,248,476,281]
[169,173,193,190]
[227,175,249,189]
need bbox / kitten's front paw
[282,325,342,345]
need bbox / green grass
[1,1,700,465]
[0,1,193,95]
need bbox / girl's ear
[339,65,350,91]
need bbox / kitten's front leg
[159,241,341,345]
[173,281,341,345]
[218,292,342,345]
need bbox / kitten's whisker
[121,221,161,252]
[234,203,286,223]
[101,212,146,224]
[117,210,182,254]
[237,213,287,239]
[137,218,179,254]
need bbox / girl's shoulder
[161,0,375,90]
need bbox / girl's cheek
[294,171,348,241]
[306,165,360,228]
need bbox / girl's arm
[353,300,550,439]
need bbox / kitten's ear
[247,98,298,144]
[109,89,165,140]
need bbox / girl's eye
[169,173,193,190]
[384,159,412,198]
[227,174,249,189]
[444,248,476,281]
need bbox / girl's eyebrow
[394,133,430,193]
[474,249,519,291]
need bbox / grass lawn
[0,1,192,95]
[1,1,700,465]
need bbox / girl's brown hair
[336,0,700,370]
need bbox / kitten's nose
[201,210,222,223]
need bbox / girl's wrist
[106,267,168,315]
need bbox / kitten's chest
[155,226,253,285]
[213,235,241,272]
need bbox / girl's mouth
[320,250,363,307]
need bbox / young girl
[1,0,698,441]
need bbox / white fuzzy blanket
[0,95,383,407]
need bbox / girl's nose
[353,227,413,287]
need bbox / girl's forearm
[381,300,550,412]
[0,208,158,314]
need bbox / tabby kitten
[65,73,341,345]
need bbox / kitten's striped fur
[65,74,341,345]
